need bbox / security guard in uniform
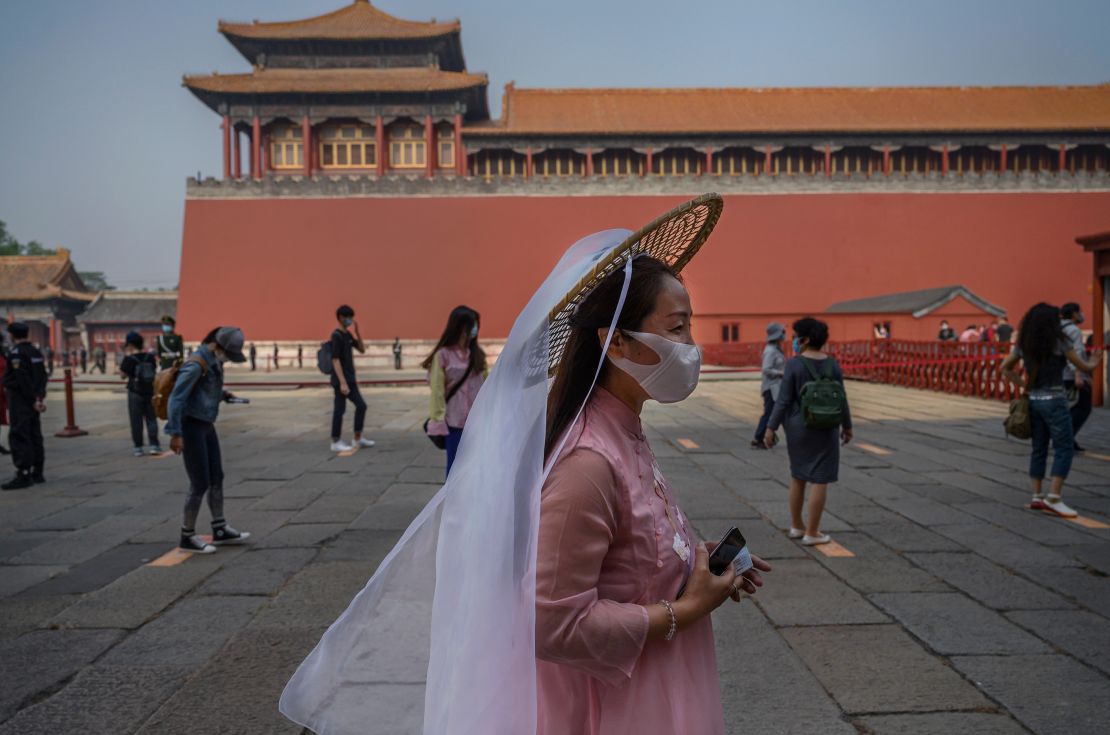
[157,316,185,370]
[2,323,48,490]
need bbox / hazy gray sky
[1,0,1107,289]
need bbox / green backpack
[799,358,846,430]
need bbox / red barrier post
[55,367,88,438]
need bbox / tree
[78,271,115,291]
[0,220,56,256]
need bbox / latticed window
[319,124,376,168]
[437,125,455,168]
[653,149,702,176]
[534,150,584,177]
[595,150,643,177]
[390,124,426,168]
[269,125,303,169]
[474,150,526,179]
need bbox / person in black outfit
[995,316,1014,344]
[45,346,55,375]
[119,331,162,456]
[2,323,48,490]
[329,305,374,452]
[79,346,87,373]
[249,343,257,371]
[273,343,280,371]
[297,344,303,369]
[393,337,403,370]
[937,321,956,341]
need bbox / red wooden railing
[704,340,1017,402]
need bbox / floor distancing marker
[855,442,892,456]
[337,447,360,457]
[1069,516,1110,530]
[815,540,855,557]
[150,451,176,460]
[1082,452,1110,462]
[676,438,700,450]
[146,536,213,567]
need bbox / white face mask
[608,330,701,404]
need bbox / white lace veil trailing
[279,194,723,735]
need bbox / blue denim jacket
[165,345,224,436]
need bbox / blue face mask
[469,325,479,339]
[162,325,172,334]
[792,337,800,353]
[343,318,353,327]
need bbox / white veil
[279,229,635,735]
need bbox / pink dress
[536,387,725,735]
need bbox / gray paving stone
[714,602,855,735]
[19,504,130,532]
[101,596,266,668]
[22,542,167,596]
[0,595,78,640]
[0,531,64,562]
[783,625,991,714]
[810,532,948,594]
[315,529,402,564]
[872,496,980,526]
[932,524,1082,569]
[0,665,186,735]
[198,547,316,596]
[856,713,1028,735]
[8,513,163,566]
[289,494,371,524]
[907,552,1075,611]
[246,483,327,512]
[870,592,1051,654]
[957,501,1102,547]
[253,522,347,549]
[249,560,373,630]
[135,627,313,735]
[1007,609,1110,676]
[1062,542,1110,574]
[349,499,425,531]
[0,628,124,720]
[855,519,966,552]
[0,564,67,597]
[753,559,889,626]
[953,654,1110,735]
[1025,565,1110,617]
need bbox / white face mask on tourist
[609,330,701,404]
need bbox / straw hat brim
[546,193,724,375]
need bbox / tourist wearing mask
[764,317,852,546]
[166,326,251,552]
[752,322,785,449]
[1060,302,1093,452]
[1,323,48,490]
[118,331,161,457]
[157,316,184,370]
[1001,304,1102,517]
[423,306,489,477]
[328,305,374,452]
[938,320,956,341]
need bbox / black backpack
[316,336,334,375]
[135,354,157,389]
[798,358,846,430]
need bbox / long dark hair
[422,305,487,375]
[1017,303,1064,376]
[545,256,679,459]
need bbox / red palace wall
[177,191,1109,344]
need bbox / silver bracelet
[659,599,677,641]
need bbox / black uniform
[3,342,47,478]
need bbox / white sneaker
[355,437,376,448]
[788,528,805,539]
[1042,496,1078,518]
[802,533,832,546]
[330,440,354,452]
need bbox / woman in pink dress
[423,306,488,477]
[537,256,772,734]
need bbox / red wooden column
[375,116,386,176]
[525,148,534,178]
[233,128,242,179]
[222,115,231,180]
[704,147,713,176]
[301,116,312,177]
[424,115,435,179]
[1058,144,1068,172]
[251,115,261,180]
[644,148,653,177]
[764,146,773,175]
[882,145,891,175]
[999,144,1008,174]
[941,144,950,176]
[824,145,832,177]
[454,114,464,175]
[585,149,594,177]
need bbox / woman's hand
[731,555,772,601]
[763,429,776,448]
[675,544,738,624]
[841,427,853,445]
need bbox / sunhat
[766,322,785,342]
[546,193,723,374]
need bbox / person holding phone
[538,256,771,734]
[329,305,374,453]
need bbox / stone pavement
[1,379,1108,734]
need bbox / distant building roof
[183,67,487,96]
[466,83,1110,136]
[218,0,459,41]
[825,286,1006,319]
[78,291,178,325]
[0,249,95,303]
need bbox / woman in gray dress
[763,318,852,546]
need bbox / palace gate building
[180,0,1110,345]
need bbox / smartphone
[708,527,753,576]
[225,397,250,404]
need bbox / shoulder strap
[799,356,822,382]
[822,358,835,378]
[445,358,475,404]
[187,353,208,377]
